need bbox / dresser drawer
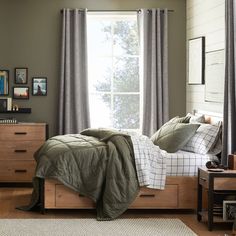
[0,160,36,182]
[0,141,44,160]
[0,125,45,141]
[199,169,236,190]
[130,185,178,208]
[55,184,95,208]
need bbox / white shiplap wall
[186,0,225,114]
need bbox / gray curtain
[138,9,169,137]
[58,9,90,135]
[222,0,236,166]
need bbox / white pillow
[187,113,205,123]
[181,123,221,154]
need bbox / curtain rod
[60,9,174,13]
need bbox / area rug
[0,218,197,236]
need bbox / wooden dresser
[0,123,47,183]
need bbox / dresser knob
[14,150,27,153]
[14,132,27,135]
[14,169,27,173]
[140,194,155,198]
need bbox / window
[87,13,142,130]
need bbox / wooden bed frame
[42,110,222,211]
[44,176,197,210]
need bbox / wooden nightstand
[197,167,236,231]
[0,123,47,184]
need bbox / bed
[43,151,217,211]
[28,110,223,219]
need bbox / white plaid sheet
[166,150,218,176]
[130,134,167,190]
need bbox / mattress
[166,150,218,176]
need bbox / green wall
[0,0,186,137]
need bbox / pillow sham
[181,123,221,154]
[208,137,222,155]
[163,115,191,125]
[151,123,200,153]
[186,113,205,123]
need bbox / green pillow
[166,116,191,124]
[151,123,200,153]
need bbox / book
[7,98,12,111]
[0,117,18,124]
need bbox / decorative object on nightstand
[197,167,236,231]
[0,123,47,184]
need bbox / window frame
[87,12,143,131]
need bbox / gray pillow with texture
[167,116,190,124]
[151,123,200,153]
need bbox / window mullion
[111,20,114,127]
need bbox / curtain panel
[222,0,236,166]
[138,9,169,137]
[58,9,90,135]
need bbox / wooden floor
[0,187,233,236]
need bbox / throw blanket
[22,129,139,221]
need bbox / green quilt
[23,129,139,220]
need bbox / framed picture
[0,98,8,112]
[223,201,236,222]
[0,70,9,95]
[13,86,29,99]
[188,37,205,85]
[205,49,225,103]
[32,77,47,96]
[15,68,28,84]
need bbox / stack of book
[0,117,18,124]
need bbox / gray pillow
[167,116,190,124]
[151,123,200,153]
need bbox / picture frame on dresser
[15,68,28,84]
[0,70,9,95]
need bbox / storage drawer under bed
[45,180,178,209]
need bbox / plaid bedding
[166,150,218,176]
[130,134,167,190]
[127,132,218,189]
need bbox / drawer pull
[14,132,27,135]
[14,169,27,173]
[140,194,155,198]
[200,177,207,182]
[79,194,85,197]
[14,150,27,153]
